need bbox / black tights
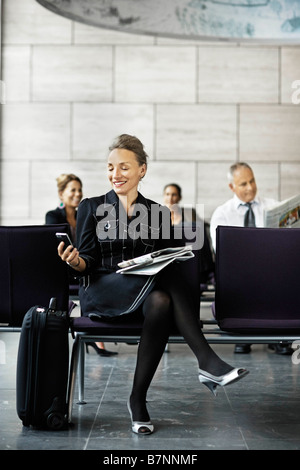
[129,266,233,422]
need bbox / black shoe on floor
[98,348,119,357]
[268,343,293,355]
[86,342,118,356]
[234,344,251,354]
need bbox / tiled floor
[1,305,300,452]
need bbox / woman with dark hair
[58,134,248,435]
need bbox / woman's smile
[113,180,127,188]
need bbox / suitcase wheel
[46,412,65,430]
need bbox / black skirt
[79,270,156,319]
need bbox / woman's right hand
[57,242,84,271]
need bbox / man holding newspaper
[58,134,248,436]
[210,162,293,355]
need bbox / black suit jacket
[45,207,68,225]
[45,206,77,242]
[76,190,173,318]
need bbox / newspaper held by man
[264,194,300,228]
[117,245,194,276]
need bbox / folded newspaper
[116,245,194,275]
[264,194,300,228]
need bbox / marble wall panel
[115,46,196,103]
[1,104,70,160]
[156,104,237,160]
[32,46,113,101]
[1,1,300,226]
[0,161,30,220]
[2,46,31,101]
[2,0,72,45]
[249,162,279,200]
[141,161,197,207]
[72,103,154,160]
[31,160,111,221]
[240,105,300,161]
[196,162,232,219]
[280,163,300,200]
[281,48,300,104]
[197,46,279,103]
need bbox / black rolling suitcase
[16,298,70,430]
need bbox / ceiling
[36,0,300,43]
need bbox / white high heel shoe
[199,367,249,396]
[127,399,154,435]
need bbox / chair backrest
[215,226,300,333]
[0,224,70,326]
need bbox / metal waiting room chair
[4,224,300,424]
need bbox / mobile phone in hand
[55,232,73,250]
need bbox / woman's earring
[59,201,65,209]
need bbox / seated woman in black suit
[57,135,248,435]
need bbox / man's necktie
[244,202,256,227]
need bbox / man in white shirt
[210,162,276,252]
[210,162,292,355]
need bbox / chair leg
[67,334,80,423]
[77,337,86,405]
